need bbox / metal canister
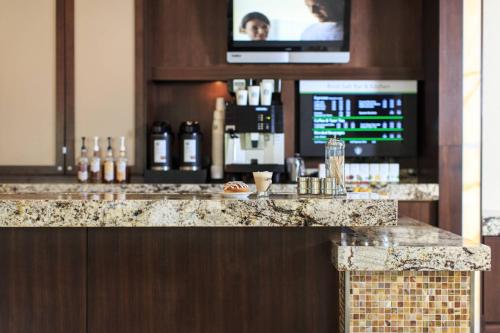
[297,177,310,195]
[286,153,306,183]
[322,177,336,195]
[310,177,321,195]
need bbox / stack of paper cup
[260,80,274,106]
[248,86,260,106]
[236,90,248,105]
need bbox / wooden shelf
[152,66,424,81]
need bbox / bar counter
[0,184,488,333]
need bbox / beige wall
[0,0,56,166]
[75,0,135,164]
[483,0,500,215]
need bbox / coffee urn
[179,121,202,171]
[149,121,173,171]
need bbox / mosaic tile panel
[341,271,472,333]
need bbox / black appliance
[149,121,173,171]
[178,121,203,171]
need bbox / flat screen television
[298,80,418,157]
[227,0,351,63]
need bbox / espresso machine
[224,104,285,175]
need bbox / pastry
[223,181,250,193]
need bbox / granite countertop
[0,192,397,227]
[483,216,500,236]
[0,183,439,201]
[332,218,491,272]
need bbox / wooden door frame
[134,0,147,176]
[0,0,73,177]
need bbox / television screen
[298,80,418,157]
[227,0,351,63]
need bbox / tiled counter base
[333,219,491,333]
[339,271,472,333]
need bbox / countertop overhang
[332,219,491,272]
[0,192,397,227]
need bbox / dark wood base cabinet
[0,229,87,333]
[0,228,342,333]
[484,237,500,333]
[398,201,438,226]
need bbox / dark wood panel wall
[483,237,500,333]
[0,228,341,333]
[398,201,438,226]
[144,0,438,176]
[436,0,463,235]
[151,0,423,71]
[87,228,341,333]
[0,229,87,333]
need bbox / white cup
[236,89,248,106]
[260,81,274,106]
[248,86,260,106]
[253,171,273,196]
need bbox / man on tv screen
[301,0,344,40]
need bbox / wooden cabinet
[484,237,500,333]
[398,201,438,226]
[87,228,341,333]
[0,229,86,333]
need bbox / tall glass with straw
[325,137,346,196]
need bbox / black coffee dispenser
[149,121,173,171]
[178,121,202,171]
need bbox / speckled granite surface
[332,218,491,271]
[0,193,397,227]
[483,216,500,236]
[0,183,439,200]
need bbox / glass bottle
[77,137,89,183]
[103,137,115,183]
[115,136,128,183]
[90,136,102,183]
[325,137,346,196]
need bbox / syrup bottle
[90,136,102,183]
[115,136,128,183]
[77,137,89,183]
[103,137,115,183]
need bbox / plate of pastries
[221,181,253,199]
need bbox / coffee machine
[224,104,285,174]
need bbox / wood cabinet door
[0,229,86,333]
[484,237,500,333]
[87,228,340,333]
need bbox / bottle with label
[103,137,115,183]
[77,137,89,183]
[90,136,102,183]
[149,121,173,171]
[179,121,202,171]
[116,136,128,183]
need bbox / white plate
[220,191,253,199]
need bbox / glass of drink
[252,171,273,197]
